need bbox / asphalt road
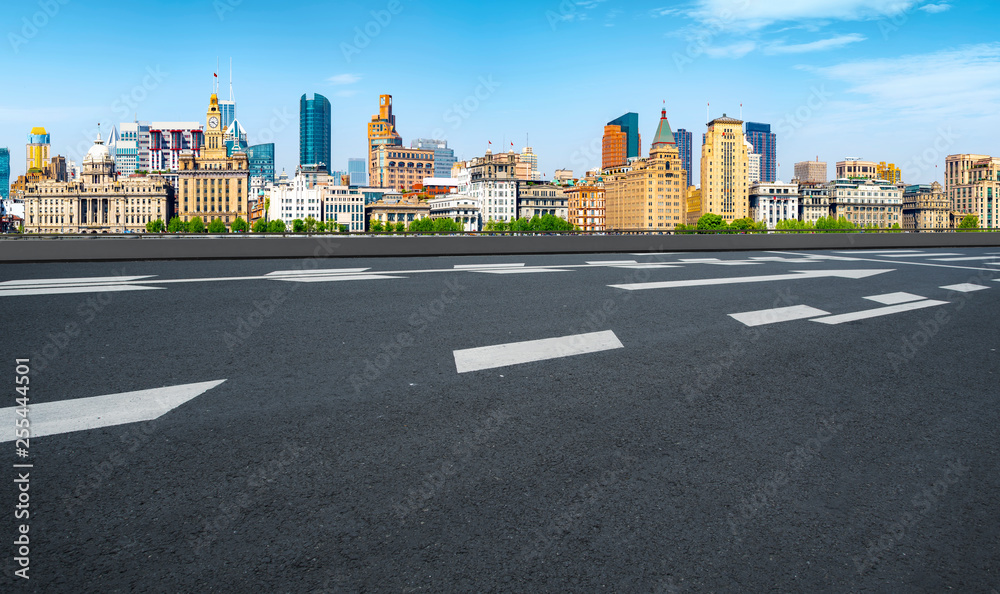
[1,247,998,592]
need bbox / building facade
[836,159,878,180]
[605,106,687,230]
[26,127,50,173]
[368,94,403,185]
[902,182,950,230]
[744,122,776,182]
[700,115,749,223]
[565,184,605,231]
[749,181,799,229]
[602,112,640,170]
[877,162,902,185]
[428,194,480,232]
[798,182,830,224]
[674,128,693,182]
[23,132,173,233]
[411,138,456,178]
[267,174,322,226]
[300,93,331,171]
[828,178,903,227]
[348,158,368,186]
[0,147,8,200]
[371,145,435,192]
[247,143,275,186]
[323,185,366,232]
[516,182,567,220]
[366,194,430,228]
[176,93,249,228]
[945,153,998,229]
[746,139,761,184]
[454,151,521,223]
[794,159,827,183]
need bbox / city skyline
[2,0,999,187]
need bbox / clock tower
[203,93,226,159]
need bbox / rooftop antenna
[707,101,710,123]
[740,103,743,120]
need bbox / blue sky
[3,0,998,186]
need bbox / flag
[214,73,218,78]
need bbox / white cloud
[704,41,757,58]
[690,0,918,30]
[328,73,360,85]
[765,33,867,54]
[334,90,358,97]
[918,3,951,13]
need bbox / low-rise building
[565,183,605,231]
[322,185,366,232]
[366,194,429,229]
[902,182,950,230]
[828,178,903,227]
[794,159,827,184]
[517,182,567,220]
[267,173,322,226]
[836,159,878,180]
[945,153,998,229]
[749,181,799,229]
[798,181,831,224]
[428,194,480,231]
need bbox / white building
[828,178,903,227]
[148,122,203,173]
[428,194,480,231]
[746,140,761,184]
[267,173,323,227]
[323,185,366,232]
[453,163,516,223]
[750,181,799,229]
[519,147,540,180]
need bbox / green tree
[208,218,228,233]
[231,217,249,233]
[252,219,268,233]
[432,217,462,233]
[369,219,385,233]
[188,216,205,233]
[291,218,305,233]
[958,214,979,231]
[167,216,186,233]
[408,217,434,233]
[145,219,165,233]
[394,221,406,233]
[696,213,728,232]
[303,216,319,233]
[728,217,755,232]
[267,219,286,233]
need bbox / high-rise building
[605,106,687,230]
[746,140,761,184]
[699,114,749,223]
[0,148,9,200]
[519,146,540,180]
[176,93,250,228]
[225,118,248,156]
[149,123,203,175]
[945,153,999,229]
[744,122,776,182]
[836,159,877,180]
[300,93,331,172]
[675,128,693,181]
[347,158,368,186]
[877,162,902,185]
[794,159,827,183]
[902,182,950,230]
[602,113,640,170]
[26,127,50,173]
[247,143,275,185]
[368,94,403,186]
[411,139,456,178]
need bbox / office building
[267,172,323,225]
[368,94,404,185]
[945,153,999,229]
[746,140,761,184]
[749,181,799,229]
[836,159,878,180]
[0,148,8,200]
[605,106,687,230]
[902,182,950,230]
[247,143,275,185]
[366,194,430,229]
[428,194,481,232]
[566,182,605,231]
[699,114,749,223]
[224,118,248,156]
[26,127,50,173]
[176,92,249,228]
[877,162,902,185]
[22,132,173,233]
[149,123,203,175]
[519,146,540,181]
[675,128,693,181]
[411,139,456,178]
[453,151,519,223]
[828,178,903,227]
[348,158,368,186]
[602,112,640,169]
[794,159,827,183]
[300,93,331,171]
[744,122,776,182]
[798,182,830,224]
[517,182,567,220]
[323,185,366,232]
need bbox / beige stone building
[366,194,430,229]
[902,182,950,230]
[699,115,748,223]
[828,178,902,227]
[798,182,831,224]
[685,187,702,226]
[836,159,878,180]
[517,182,567,220]
[176,93,249,228]
[794,159,827,183]
[945,153,998,229]
[604,107,687,231]
[23,132,173,233]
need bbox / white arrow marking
[471,268,571,274]
[609,269,894,291]
[864,292,925,305]
[454,263,525,269]
[265,268,371,276]
[810,300,948,325]
[0,285,163,297]
[729,305,830,327]
[0,276,156,286]
[454,331,623,373]
[273,274,405,282]
[940,283,990,293]
[931,256,1000,262]
[1,380,226,442]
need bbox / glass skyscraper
[745,122,777,182]
[300,93,331,172]
[675,129,693,182]
[410,139,455,178]
[0,148,9,200]
[247,143,275,185]
[608,113,640,160]
[347,157,368,186]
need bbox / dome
[84,132,111,164]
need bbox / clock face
[209,116,219,129]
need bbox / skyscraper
[0,148,10,200]
[26,127,50,173]
[225,119,248,156]
[700,114,749,223]
[675,128,693,181]
[300,93,331,172]
[247,143,275,185]
[368,94,403,185]
[602,112,640,169]
[744,122,776,182]
[367,95,432,190]
[411,138,456,178]
[347,158,368,186]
